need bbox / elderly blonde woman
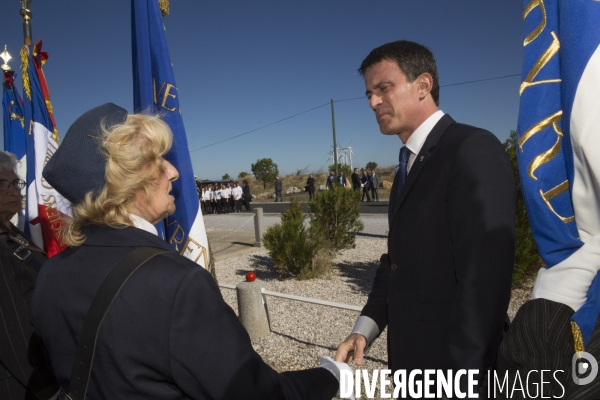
[31,103,349,400]
[0,151,59,399]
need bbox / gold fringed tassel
[572,321,585,355]
[158,0,170,17]
[20,46,31,101]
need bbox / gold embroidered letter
[520,32,561,95]
[523,0,546,46]
[539,181,575,223]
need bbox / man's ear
[416,73,434,100]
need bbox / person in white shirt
[232,182,244,213]
[220,183,231,214]
[214,185,222,214]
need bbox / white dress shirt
[130,214,158,236]
[350,110,445,347]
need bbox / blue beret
[43,103,128,204]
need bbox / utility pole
[20,0,33,45]
[330,98,338,176]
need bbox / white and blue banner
[518,0,600,345]
[132,0,212,271]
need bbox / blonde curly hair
[63,113,172,246]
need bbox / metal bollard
[236,272,270,340]
[253,207,263,248]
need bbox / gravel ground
[215,224,535,399]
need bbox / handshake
[318,333,368,400]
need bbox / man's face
[364,60,421,138]
[0,171,23,219]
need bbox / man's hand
[335,333,367,365]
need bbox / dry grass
[236,165,397,202]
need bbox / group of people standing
[199,181,252,214]
[351,168,379,202]
[325,168,380,202]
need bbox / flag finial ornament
[20,46,31,100]
[1,46,12,71]
[158,0,169,17]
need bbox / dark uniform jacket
[31,225,337,399]
[0,223,58,400]
[362,115,515,390]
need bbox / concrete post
[236,280,271,340]
[254,207,263,248]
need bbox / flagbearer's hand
[335,333,367,366]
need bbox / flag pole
[19,0,33,46]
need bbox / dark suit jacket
[31,225,337,399]
[0,225,58,400]
[351,173,361,189]
[362,115,515,385]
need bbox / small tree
[504,130,543,285]
[222,173,231,180]
[263,199,332,279]
[309,185,364,251]
[251,158,279,189]
[365,161,378,171]
[238,171,250,179]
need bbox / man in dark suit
[370,169,379,201]
[335,40,515,396]
[351,168,361,191]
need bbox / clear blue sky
[1,0,524,180]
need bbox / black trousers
[370,187,379,201]
[361,186,371,201]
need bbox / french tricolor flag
[21,41,71,257]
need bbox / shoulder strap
[65,246,168,400]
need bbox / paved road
[219,200,389,215]
[204,212,388,238]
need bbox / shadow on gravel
[269,330,387,365]
[356,232,387,239]
[235,254,282,281]
[335,260,379,295]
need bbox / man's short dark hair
[359,40,439,106]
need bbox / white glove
[319,356,355,400]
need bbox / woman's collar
[129,213,158,236]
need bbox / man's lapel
[390,114,455,223]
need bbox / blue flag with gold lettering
[518,0,600,346]
[2,69,27,229]
[3,71,26,164]
[132,0,213,273]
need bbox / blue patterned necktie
[389,146,412,224]
[396,146,411,196]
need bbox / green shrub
[504,130,544,286]
[309,185,364,252]
[263,199,331,279]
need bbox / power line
[191,72,520,151]
[440,73,521,88]
[190,102,329,152]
